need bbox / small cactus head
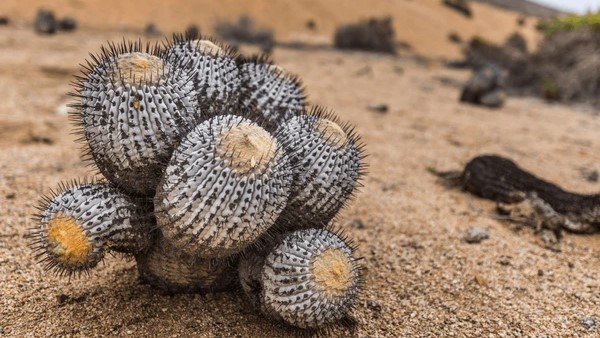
[155,114,293,259]
[240,228,362,329]
[31,181,152,276]
[71,40,199,196]
[239,54,307,130]
[164,34,240,112]
[276,107,367,229]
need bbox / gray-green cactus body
[277,108,365,228]
[155,114,292,259]
[73,44,199,196]
[239,56,306,130]
[239,228,361,329]
[165,37,241,112]
[32,182,152,275]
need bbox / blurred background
[2,1,600,337]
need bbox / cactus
[71,41,200,196]
[31,181,152,275]
[239,55,306,130]
[239,228,362,329]
[277,107,366,229]
[154,114,292,258]
[33,34,367,331]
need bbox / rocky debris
[143,23,161,36]
[334,17,396,54]
[463,226,489,243]
[34,9,56,35]
[367,299,383,317]
[214,15,274,53]
[580,317,596,330]
[504,32,527,53]
[347,218,365,229]
[185,24,199,37]
[448,31,462,44]
[367,103,389,114]
[442,0,473,18]
[57,17,77,31]
[460,26,600,108]
[460,65,507,108]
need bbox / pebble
[463,226,489,244]
[34,9,56,34]
[144,22,161,36]
[57,17,77,31]
[580,317,596,330]
[0,17,9,25]
[367,103,389,114]
[348,218,365,229]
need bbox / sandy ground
[0,9,599,338]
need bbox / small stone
[367,299,382,316]
[185,24,200,37]
[349,218,365,229]
[57,17,77,31]
[126,330,133,335]
[479,89,506,108]
[144,23,161,36]
[473,274,488,286]
[367,103,389,114]
[0,17,9,25]
[463,226,489,244]
[582,168,599,182]
[580,317,596,330]
[498,256,511,266]
[56,294,68,305]
[5,192,15,199]
[537,269,544,277]
[34,9,56,34]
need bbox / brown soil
[0,2,599,338]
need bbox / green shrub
[537,12,600,36]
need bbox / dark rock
[348,219,365,229]
[144,23,161,36]
[367,103,389,114]
[56,294,69,305]
[57,16,77,31]
[580,168,598,182]
[505,32,527,53]
[479,89,506,108]
[460,65,507,108]
[34,9,56,35]
[305,19,316,30]
[442,0,472,18]
[214,15,274,48]
[367,299,382,317]
[5,192,15,199]
[185,24,200,38]
[464,226,489,243]
[448,31,462,44]
[334,17,396,54]
[0,16,9,25]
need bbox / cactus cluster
[31,33,366,330]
